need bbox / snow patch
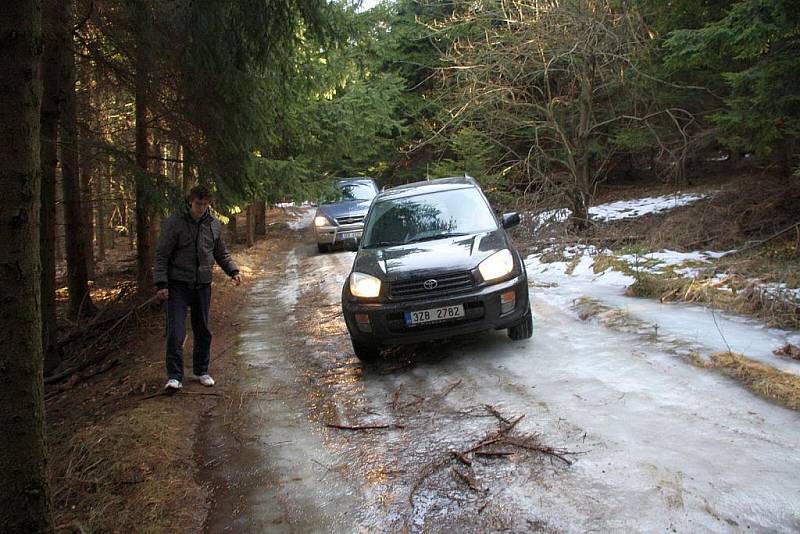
[529,192,709,229]
[287,207,315,230]
[525,246,800,374]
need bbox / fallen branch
[399,394,426,410]
[325,422,404,431]
[46,296,159,385]
[44,359,120,400]
[502,435,574,465]
[503,414,525,433]
[57,284,135,347]
[450,450,472,466]
[391,384,404,410]
[141,391,169,400]
[380,361,415,374]
[727,221,800,257]
[463,434,504,455]
[437,379,462,399]
[475,451,515,458]
[484,404,512,424]
[409,455,453,505]
[140,389,227,400]
[452,467,482,492]
[179,390,228,398]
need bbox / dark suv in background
[314,178,379,252]
[341,176,532,362]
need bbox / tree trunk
[570,57,594,230]
[60,15,95,318]
[55,153,64,264]
[80,145,95,279]
[0,2,56,531]
[780,138,797,179]
[246,204,255,247]
[182,145,193,194]
[135,60,153,293]
[254,200,266,236]
[96,156,107,261]
[40,0,68,375]
[227,213,238,244]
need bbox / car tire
[317,243,330,253]
[508,306,533,340]
[351,337,380,363]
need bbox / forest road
[201,221,800,533]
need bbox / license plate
[404,304,464,326]
[337,230,361,240]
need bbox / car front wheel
[508,306,533,340]
[351,337,380,363]
[317,243,330,253]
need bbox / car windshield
[332,182,377,202]
[362,187,498,248]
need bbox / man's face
[190,197,210,220]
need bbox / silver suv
[313,178,379,253]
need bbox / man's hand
[232,273,243,286]
[157,288,169,301]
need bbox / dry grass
[52,406,207,533]
[623,271,800,329]
[696,352,800,411]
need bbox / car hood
[318,199,372,220]
[353,229,508,282]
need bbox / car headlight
[478,249,514,283]
[350,272,382,298]
[314,215,331,227]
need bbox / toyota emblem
[423,279,438,290]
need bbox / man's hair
[188,185,213,202]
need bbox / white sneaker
[164,379,183,390]
[193,374,215,387]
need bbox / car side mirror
[343,238,359,251]
[501,212,521,229]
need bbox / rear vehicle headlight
[314,215,331,227]
[478,249,514,283]
[350,272,381,298]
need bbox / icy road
[202,210,800,533]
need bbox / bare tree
[433,0,693,227]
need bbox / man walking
[155,185,242,391]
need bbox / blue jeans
[165,283,212,381]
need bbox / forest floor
[44,171,799,532]
[45,209,295,533]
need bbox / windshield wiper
[405,232,470,244]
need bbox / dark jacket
[154,207,239,289]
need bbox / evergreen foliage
[664,0,800,170]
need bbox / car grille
[336,215,364,225]
[388,271,475,301]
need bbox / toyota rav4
[341,176,532,362]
